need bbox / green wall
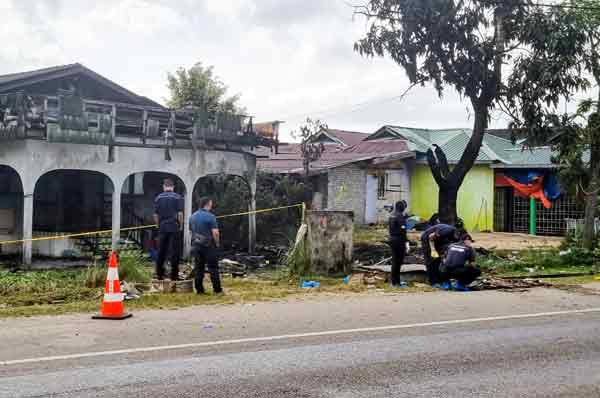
[410,164,494,231]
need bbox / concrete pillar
[183,187,193,259]
[247,172,257,254]
[22,193,33,266]
[248,194,256,254]
[111,185,121,251]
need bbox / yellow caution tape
[0,203,304,246]
[215,204,303,219]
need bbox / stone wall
[326,164,367,223]
[306,210,353,275]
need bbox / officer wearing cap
[439,233,482,291]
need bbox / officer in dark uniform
[420,223,460,286]
[190,197,222,294]
[388,200,409,287]
[440,234,481,291]
[153,178,184,280]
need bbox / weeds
[285,225,312,276]
[84,252,152,288]
[0,266,372,318]
[478,247,597,277]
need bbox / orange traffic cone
[92,252,132,320]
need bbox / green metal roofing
[376,125,587,169]
[382,126,492,162]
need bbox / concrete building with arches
[0,64,271,266]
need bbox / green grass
[478,247,598,278]
[0,267,376,318]
[354,226,388,246]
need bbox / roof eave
[490,164,556,169]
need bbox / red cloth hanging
[496,174,552,209]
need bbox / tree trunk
[583,109,600,249]
[438,184,458,226]
[428,102,488,227]
[582,183,598,249]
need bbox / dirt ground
[407,231,562,251]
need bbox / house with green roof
[259,124,583,235]
[367,126,584,235]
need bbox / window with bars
[494,188,507,232]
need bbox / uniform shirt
[421,223,457,254]
[189,209,218,240]
[154,191,183,233]
[388,211,408,241]
[441,242,476,272]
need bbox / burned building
[0,63,272,265]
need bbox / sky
[0,0,595,141]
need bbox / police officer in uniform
[420,223,460,286]
[440,234,481,291]
[388,200,409,287]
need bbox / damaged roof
[0,63,163,108]
[370,125,567,168]
[257,128,414,174]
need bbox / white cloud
[4,0,589,142]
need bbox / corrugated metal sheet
[0,64,78,85]
[326,129,370,146]
[342,140,409,154]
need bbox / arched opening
[33,169,113,259]
[193,174,250,250]
[0,166,24,259]
[121,172,186,254]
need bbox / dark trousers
[390,238,406,285]
[442,266,482,286]
[156,231,181,280]
[193,246,222,293]
[421,237,442,285]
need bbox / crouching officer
[388,200,409,288]
[420,223,460,286]
[190,197,223,295]
[440,234,481,291]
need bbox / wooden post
[170,111,176,146]
[141,109,148,145]
[110,104,116,139]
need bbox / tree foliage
[355,0,588,224]
[166,62,243,114]
[292,118,328,177]
[549,0,600,248]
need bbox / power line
[279,92,408,122]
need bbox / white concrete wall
[0,139,257,264]
[374,167,411,224]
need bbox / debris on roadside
[470,277,551,291]
[219,259,246,276]
[121,281,141,300]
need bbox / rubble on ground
[471,277,552,291]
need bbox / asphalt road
[2,289,600,397]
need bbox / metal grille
[513,195,584,236]
[513,196,530,234]
[494,188,506,232]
